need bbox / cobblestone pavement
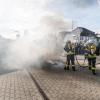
[0,69,43,100]
[29,64,100,100]
[0,56,100,100]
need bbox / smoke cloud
[0,2,71,69]
[0,0,99,71]
[0,0,99,73]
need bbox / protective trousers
[65,54,75,71]
[88,58,96,75]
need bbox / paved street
[0,56,100,100]
[0,69,43,100]
[29,64,100,100]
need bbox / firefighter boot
[64,63,67,70]
[72,66,75,71]
[92,69,96,75]
[64,65,69,70]
[89,66,91,70]
[64,66,67,70]
[66,66,70,70]
[92,68,96,75]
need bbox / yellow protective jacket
[64,45,75,55]
[85,44,96,59]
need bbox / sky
[47,0,100,32]
[0,0,100,38]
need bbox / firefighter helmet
[89,44,96,51]
[85,43,96,52]
[90,45,96,51]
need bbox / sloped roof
[73,27,96,37]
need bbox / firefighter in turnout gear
[64,41,75,71]
[85,43,97,75]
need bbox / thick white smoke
[0,0,72,69]
[2,14,71,69]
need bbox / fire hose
[75,55,87,68]
[75,55,100,67]
[60,54,100,67]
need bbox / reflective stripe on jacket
[88,54,96,59]
[64,45,75,55]
[67,51,75,55]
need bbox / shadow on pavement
[29,61,100,84]
[0,67,18,75]
[40,61,100,75]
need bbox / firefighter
[64,40,75,71]
[85,43,97,75]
